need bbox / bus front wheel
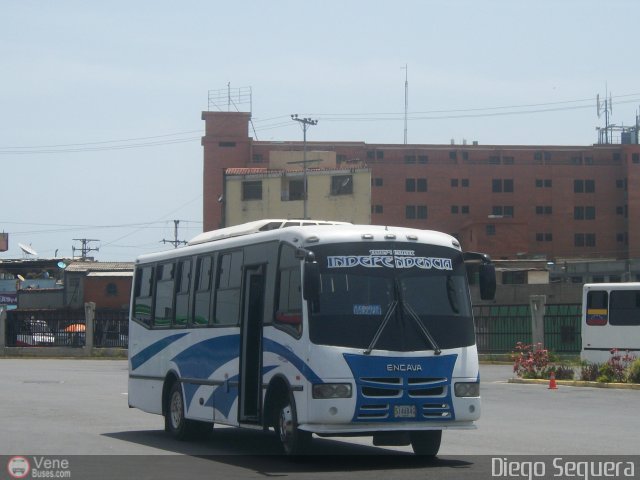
[275,394,311,455]
[410,430,442,456]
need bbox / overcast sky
[2,0,639,262]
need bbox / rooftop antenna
[597,84,613,144]
[402,64,408,144]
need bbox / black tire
[164,382,212,440]
[410,430,442,456]
[274,393,311,455]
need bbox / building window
[372,204,383,214]
[373,177,383,187]
[337,154,347,164]
[486,225,496,236]
[461,178,470,187]
[418,155,428,164]
[633,153,640,164]
[218,141,236,148]
[417,178,427,192]
[449,151,457,160]
[331,175,353,195]
[406,205,416,219]
[404,155,416,164]
[502,271,526,285]
[462,151,469,160]
[503,156,514,165]
[376,150,384,159]
[536,206,552,215]
[492,179,514,193]
[242,181,262,200]
[574,179,595,193]
[488,155,500,164]
[366,150,375,159]
[106,283,118,297]
[451,178,459,187]
[575,233,596,247]
[536,233,553,242]
[286,179,304,201]
[251,154,264,163]
[613,152,621,161]
[406,178,416,192]
[451,205,459,214]
[461,205,470,214]
[616,206,624,215]
[534,151,543,161]
[405,205,426,219]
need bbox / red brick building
[202,111,640,260]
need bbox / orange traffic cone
[548,371,558,390]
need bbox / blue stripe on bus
[130,333,189,370]
[172,335,241,406]
[263,338,323,384]
[204,365,278,417]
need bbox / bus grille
[355,377,451,421]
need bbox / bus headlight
[454,382,480,397]
[312,383,352,399]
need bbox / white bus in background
[128,220,496,455]
[581,282,640,364]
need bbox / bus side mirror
[479,263,497,300]
[303,261,320,303]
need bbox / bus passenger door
[239,264,265,423]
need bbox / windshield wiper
[402,301,442,355]
[363,300,398,355]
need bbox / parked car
[15,318,55,347]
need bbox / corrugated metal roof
[65,261,134,273]
[86,271,133,277]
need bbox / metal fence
[5,308,128,348]
[473,303,582,354]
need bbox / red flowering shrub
[511,342,550,379]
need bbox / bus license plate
[394,405,416,418]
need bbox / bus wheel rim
[170,391,183,429]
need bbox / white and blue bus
[581,282,640,364]
[128,220,496,455]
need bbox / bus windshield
[307,242,475,351]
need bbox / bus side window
[274,244,302,337]
[609,290,640,326]
[215,250,243,326]
[133,266,154,328]
[174,258,192,327]
[154,262,175,328]
[586,290,608,326]
[193,255,213,326]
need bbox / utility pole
[402,64,408,144]
[161,220,188,249]
[291,114,318,219]
[72,239,99,261]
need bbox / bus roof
[136,221,462,264]
[583,282,640,291]
[187,219,351,246]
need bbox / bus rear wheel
[410,430,442,456]
[275,394,311,455]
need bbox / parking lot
[1,359,638,478]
